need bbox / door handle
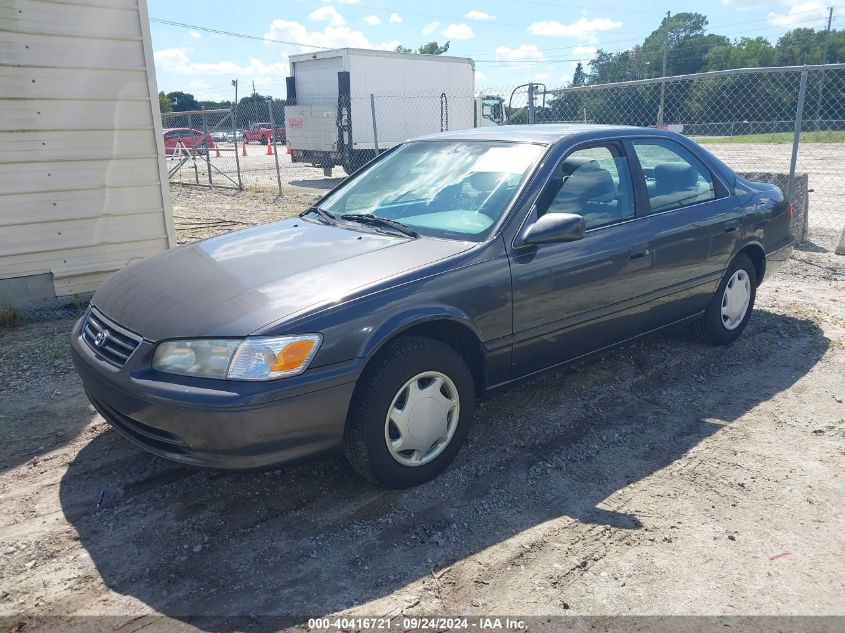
[629,247,650,261]
[724,219,741,233]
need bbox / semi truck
[284,48,504,176]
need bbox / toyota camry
[71,125,794,487]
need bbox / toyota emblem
[94,330,109,347]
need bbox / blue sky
[149,0,841,100]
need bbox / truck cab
[477,95,505,127]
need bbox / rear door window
[631,140,717,213]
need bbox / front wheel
[344,337,475,488]
[698,253,757,345]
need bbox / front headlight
[152,334,322,380]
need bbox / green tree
[706,37,776,70]
[394,41,450,55]
[166,91,199,112]
[158,91,172,113]
[417,41,450,55]
[572,62,586,86]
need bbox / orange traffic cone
[266,142,273,156]
[241,143,247,157]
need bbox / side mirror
[520,212,585,245]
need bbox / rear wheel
[698,253,757,345]
[344,337,475,488]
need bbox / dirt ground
[1,188,844,631]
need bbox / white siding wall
[0,0,174,300]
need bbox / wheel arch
[735,241,766,286]
[357,313,488,400]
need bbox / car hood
[92,218,473,341]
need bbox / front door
[508,142,657,377]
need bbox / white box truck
[284,48,504,175]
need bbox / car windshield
[320,140,546,241]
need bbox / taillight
[786,202,793,222]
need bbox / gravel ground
[0,187,843,630]
[169,183,332,244]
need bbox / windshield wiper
[300,206,337,226]
[339,214,419,238]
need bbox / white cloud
[465,10,495,20]
[154,48,289,82]
[422,21,440,35]
[321,0,360,4]
[721,0,775,8]
[264,19,400,52]
[532,72,551,81]
[528,16,622,42]
[363,15,381,26]
[767,1,833,27]
[494,44,544,62]
[389,12,402,24]
[475,70,487,81]
[309,6,346,26]
[188,30,202,40]
[443,23,475,40]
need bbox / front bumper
[70,314,359,470]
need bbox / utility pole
[814,6,834,131]
[656,11,670,128]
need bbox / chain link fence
[10,65,845,323]
[160,64,843,250]
[521,64,845,246]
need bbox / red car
[242,122,286,145]
[163,128,216,156]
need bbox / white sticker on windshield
[472,145,541,174]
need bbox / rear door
[627,137,737,325]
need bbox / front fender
[358,306,483,361]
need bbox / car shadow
[58,310,827,626]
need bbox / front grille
[81,307,142,367]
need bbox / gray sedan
[71,124,794,487]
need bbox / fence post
[836,224,845,255]
[370,94,380,156]
[527,83,536,125]
[201,108,212,187]
[267,97,282,196]
[231,107,243,190]
[787,68,808,243]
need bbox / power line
[474,15,833,65]
[149,17,333,51]
[150,13,835,71]
[465,7,836,57]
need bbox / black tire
[344,336,475,488]
[260,136,268,145]
[242,135,249,144]
[698,252,757,345]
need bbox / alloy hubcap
[721,269,751,331]
[384,371,460,467]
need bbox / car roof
[163,127,201,133]
[410,123,672,145]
